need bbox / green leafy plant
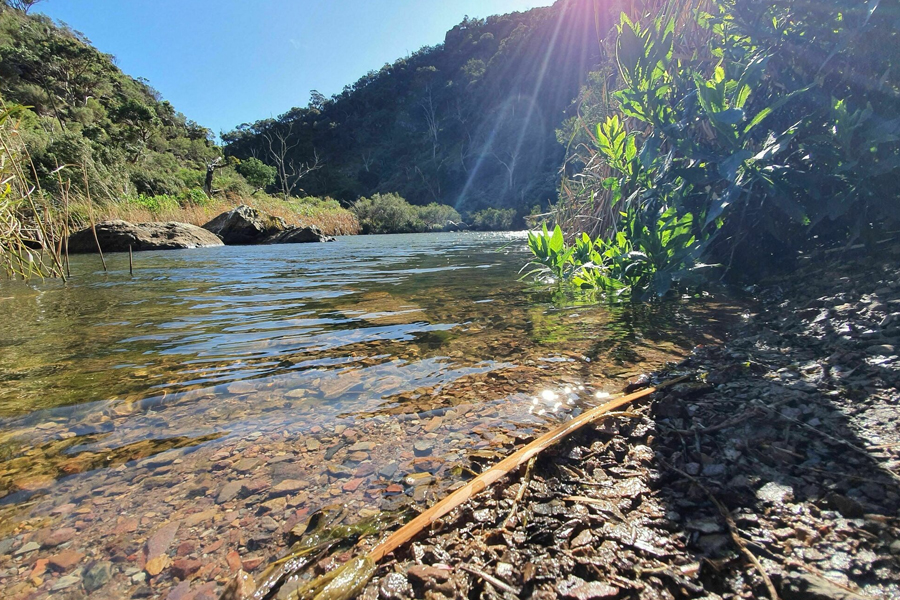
[523,207,711,300]
[122,192,180,213]
[522,224,576,283]
[554,0,900,286]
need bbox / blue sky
[37,0,555,137]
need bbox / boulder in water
[67,220,224,253]
[202,204,287,244]
[266,225,334,244]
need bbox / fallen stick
[367,374,688,563]
[241,375,688,600]
[459,563,523,596]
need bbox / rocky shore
[66,205,334,254]
[2,242,897,600]
[350,244,900,600]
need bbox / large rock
[265,225,334,244]
[202,204,287,244]
[67,220,224,253]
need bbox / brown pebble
[171,558,203,579]
[226,550,242,572]
[407,564,451,584]
[44,527,77,547]
[48,549,85,572]
[342,477,365,492]
[30,558,49,578]
[114,518,139,534]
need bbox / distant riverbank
[74,195,360,238]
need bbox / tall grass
[0,104,67,280]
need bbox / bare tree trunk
[421,87,440,159]
[361,150,375,172]
[204,157,226,197]
[492,151,518,189]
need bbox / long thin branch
[367,375,688,563]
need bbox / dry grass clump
[70,194,360,237]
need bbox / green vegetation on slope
[0,4,224,197]
[0,1,356,256]
[222,0,609,223]
[528,0,900,300]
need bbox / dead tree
[204,157,227,196]
[492,148,520,189]
[420,87,441,159]
[263,122,322,200]
[361,149,375,172]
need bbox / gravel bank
[358,245,900,600]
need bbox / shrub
[417,202,462,230]
[351,194,465,233]
[542,0,900,299]
[352,193,422,234]
[470,207,516,230]
[236,157,276,192]
[121,193,179,213]
[179,188,209,206]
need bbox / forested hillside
[222,0,608,221]
[0,1,360,248]
[0,3,232,198]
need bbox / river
[0,232,735,598]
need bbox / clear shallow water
[0,232,736,598]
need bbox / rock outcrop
[202,205,287,245]
[265,225,334,244]
[67,220,224,253]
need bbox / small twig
[667,397,795,436]
[765,406,867,455]
[792,463,899,486]
[764,407,900,485]
[782,559,877,599]
[129,244,133,276]
[661,459,779,600]
[866,442,900,450]
[460,563,522,596]
[502,456,536,529]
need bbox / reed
[0,103,66,280]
